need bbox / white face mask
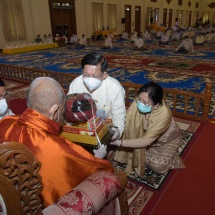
[83,77,102,92]
[0,99,8,115]
[50,105,60,122]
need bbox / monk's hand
[109,139,122,147]
[93,144,107,159]
[110,127,120,141]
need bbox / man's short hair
[81,52,108,72]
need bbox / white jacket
[67,75,126,137]
[105,37,113,48]
[134,38,144,48]
[176,38,194,53]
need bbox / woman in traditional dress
[110,82,185,177]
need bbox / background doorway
[135,6,141,33]
[48,0,77,38]
[125,5,131,34]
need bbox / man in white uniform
[76,34,87,48]
[70,34,78,44]
[103,35,113,49]
[133,34,144,50]
[142,29,151,40]
[121,31,128,40]
[156,30,163,39]
[47,34,53,43]
[159,31,170,45]
[175,36,194,54]
[0,79,14,120]
[171,30,180,42]
[205,31,215,42]
[149,28,156,36]
[67,53,126,141]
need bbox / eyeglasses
[0,92,8,99]
[82,73,104,79]
[135,97,151,107]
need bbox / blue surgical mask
[137,101,152,113]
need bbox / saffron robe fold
[0,109,113,207]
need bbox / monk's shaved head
[27,77,65,116]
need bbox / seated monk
[0,77,113,207]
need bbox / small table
[95,30,114,38]
[2,43,58,54]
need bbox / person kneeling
[110,82,185,177]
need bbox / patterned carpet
[148,60,197,69]
[3,79,29,101]
[126,180,153,215]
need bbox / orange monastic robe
[0,109,113,207]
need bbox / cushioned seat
[0,142,128,215]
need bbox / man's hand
[93,144,107,159]
[109,139,122,147]
[111,127,120,141]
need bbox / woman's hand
[109,139,122,147]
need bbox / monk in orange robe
[0,77,113,207]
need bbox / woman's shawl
[114,101,146,177]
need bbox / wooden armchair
[0,142,42,215]
[0,142,128,215]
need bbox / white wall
[0,0,214,49]
[74,0,205,37]
[0,0,51,49]
[199,0,215,24]
[29,0,52,37]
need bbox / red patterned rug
[2,78,28,115]
[126,180,153,215]
[105,56,155,69]
[3,79,29,101]
[148,60,197,70]
[120,117,202,214]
